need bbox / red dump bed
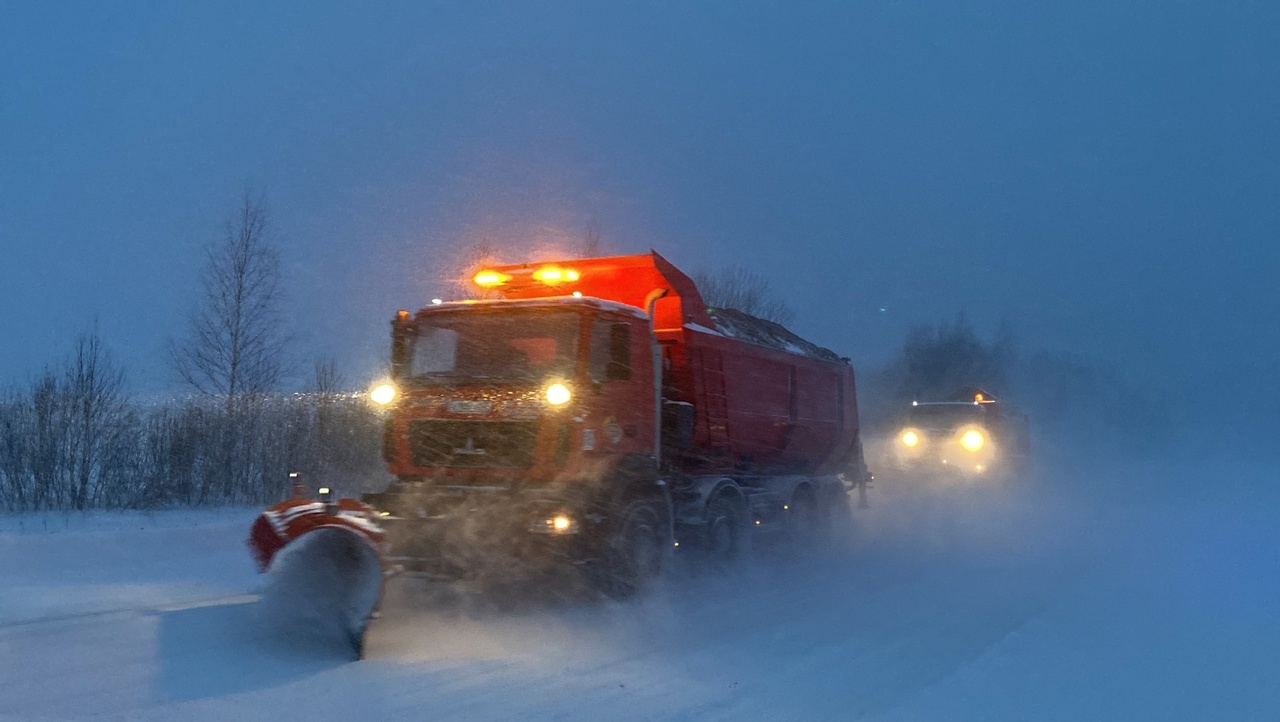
[488,251,860,476]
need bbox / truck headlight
[370,383,397,405]
[545,383,572,406]
[900,429,921,447]
[960,429,985,452]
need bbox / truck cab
[382,297,658,489]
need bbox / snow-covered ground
[3,450,1278,721]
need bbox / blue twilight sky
[2,1,1278,423]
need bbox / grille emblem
[448,400,493,414]
[453,437,488,456]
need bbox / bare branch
[578,222,603,258]
[692,264,796,326]
[311,357,344,397]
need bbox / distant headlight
[960,429,985,452]
[370,383,397,406]
[900,430,920,447]
[546,383,572,406]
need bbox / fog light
[534,514,578,534]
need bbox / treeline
[0,332,387,512]
[861,314,1174,450]
[0,191,391,512]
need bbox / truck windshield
[404,310,580,385]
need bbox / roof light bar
[532,266,581,284]
[473,270,510,287]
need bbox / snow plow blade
[247,497,387,659]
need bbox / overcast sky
[2,1,1277,423]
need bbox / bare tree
[306,356,345,489]
[173,191,287,411]
[169,191,288,503]
[578,222,603,258]
[27,372,65,509]
[692,264,796,326]
[0,389,28,510]
[0,329,131,511]
[63,330,130,509]
[312,357,344,397]
[890,313,1016,405]
[310,356,344,471]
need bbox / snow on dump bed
[705,306,843,362]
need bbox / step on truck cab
[363,251,868,593]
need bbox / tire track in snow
[0,592,259,630]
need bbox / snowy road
[3,453,1278,721]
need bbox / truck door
[582,317,653,460]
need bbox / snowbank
[2,452,1278,720]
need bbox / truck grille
[407,420,538,469]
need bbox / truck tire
[705,495,745,571]
[598,500,667,598]
[829,486,854,535]
[787,486,826,547]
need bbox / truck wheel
[828,487,854,537]
[787,487,825,547]
[705,496,745,571]
[602,501,667,598]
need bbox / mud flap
[257,527,384,660]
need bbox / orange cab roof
[481,251,712,331]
